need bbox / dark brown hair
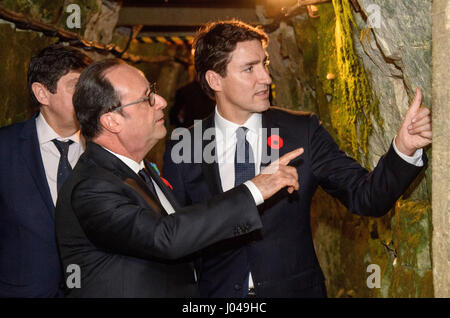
[193,20,269,99]
[28,44,92,108]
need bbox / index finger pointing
[277,148,304,166]
[408,87,422,114]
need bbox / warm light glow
[307,5,320,18]
[266,0,298,6]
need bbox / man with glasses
[55,58,303,297]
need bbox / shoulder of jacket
[0,119,27,135]
[266,106,318,124]
[74,155,123,186]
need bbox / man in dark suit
[0,44,92,297]
[162,20,432,297]
[169,80,215,128]
[55,58,302,297]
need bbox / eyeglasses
[109,83,157,113]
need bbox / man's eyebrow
[140,87,150,97]
[242,58,267,67]
[243,55,269,66]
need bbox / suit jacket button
[234,283,242,291]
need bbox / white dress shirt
[214,108,264,206]
[102,148,176,214]
[36,113,84,206]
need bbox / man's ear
[99,112,122,134]
[205,70,223,93]
[31,82,51,106]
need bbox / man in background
[0,44,92,297]
[170,79,215,128]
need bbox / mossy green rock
[0,23,57,127]
[288,0,433,297]
[0,0,101,35]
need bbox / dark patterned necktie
[138,168,158,199]
[234,127,255,186]
[52,139,74,192]
[234,126,255,297]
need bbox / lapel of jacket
[19,114,54,219]
[261,109,274,171]
[261,108,292,170]
[144,160,181,211]
[200,113,224,195]
[85,142,167,215]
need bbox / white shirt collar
[214,107,261,141]
[102,147,145,174]
[36,112,81,144]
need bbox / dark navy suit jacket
[0,114,63,297]
[163,107,427,298]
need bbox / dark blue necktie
[52,139,73,192]
[138,168,158,199]
[234,127,255,296]
[234,127,255,186]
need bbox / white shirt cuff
[243,181,264,206]
[393,135,424,167]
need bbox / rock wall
[261,0,433,297]
[0,22,56,127]
[0,0,102,127]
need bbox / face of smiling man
[211,40,272,124]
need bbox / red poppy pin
[150,162,173,190]
[161,177,173,190]
[268,135,283,149]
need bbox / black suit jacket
[0,115,64,297]
[55,142,262,297]
[163,107,427,297]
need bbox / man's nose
[259,68,272,85]
[154,94,167,110]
